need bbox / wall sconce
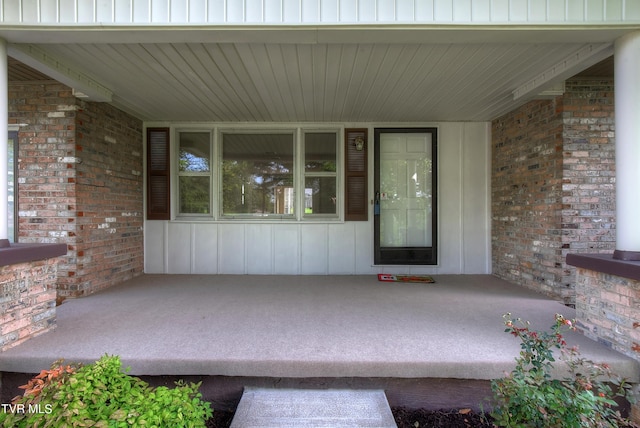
[354,136,365,151]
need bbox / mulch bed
[206,407,494,427]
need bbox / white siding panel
[188,0,207,23]
[151,0,169,22]
[434,0,454,21]
[354,221,372,273]
[144,221,167,273]
[302,0,319,22]
[40,0,58,22]
[548,0,567,21]
[377,0,395,21]
[452,0,472,22]
[462,122,491,274]
[588,0,605,20]
[97,0,114,22]
[115,0,133,22]
[567,0,586,21]
[415,0,435,21]
[78,0,95,22]
[396,0,415,21]
[471,0,490,20]
[300,224,328,274]
[273,225,300,274]
[133,0,151,22]
[529,0,547,21]
[605,0,622,21]
[59,0,77,22]
[490,0,510,21]
[321,0,338,21]
[227,0,245,21]
[357,0,376,21]
[339,0,357,22]
[264,0,282,22]
[193,223,218,273]
[328,223,355,274]
[208,0,226,22]
[167,222,192,273]
[245,0,263,22]
[170,0,188,22]
[282,0,301,21]
[510,0,528,21]
[438,123,464,273]
[21,0,39,22]
[218,224,245,273]
[246,224,273,274]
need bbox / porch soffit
[2,26,629,122]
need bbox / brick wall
[0,258,59,351]
[492,98,566,300]
[9,81,144,297]
[492,78,616,304]
[561,79,616,285]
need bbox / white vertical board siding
[143,121,492,275]
[2,0,639,24]
[193,223,218,273]
[462,122,491,274]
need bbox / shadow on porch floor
[1,274,638,410]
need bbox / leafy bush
[0,355,212,427]
[491,314,634,428]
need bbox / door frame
[373,127,438,265]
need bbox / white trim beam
[512,43,614,101]
[8,44,112,102]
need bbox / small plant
[491,313,634,428]
[0,355,212,427]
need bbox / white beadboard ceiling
[4,27,625,122]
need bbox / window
[7,131,17,241]
[162,127,341,221]
[304,132,338,216]
[178,131,212,215]
[222,132,294,218]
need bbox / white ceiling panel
[7,28,618,122]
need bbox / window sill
[0,241,68,268]
[566,253,640,282]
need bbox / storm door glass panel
[178,132,211,215]
[304,132,337,216]
[375,128,437,265]
[380,133,432,247]
[222,133,294,217]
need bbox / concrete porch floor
[1,274,639,410]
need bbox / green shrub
[0,355,212,427]
[491,314,634,428]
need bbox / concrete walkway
[0,274,638,382]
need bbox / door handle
[374,191,380,215]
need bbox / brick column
[614,31,640,261]
[0,38,8,243]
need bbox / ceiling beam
[8,44,112,102]
[512,43,614,101]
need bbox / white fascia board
[512,43,614,101]
[8,44,113,102]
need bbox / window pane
[179,176,210,214]
[7,133,15,242]
[305,177,337,214]
[179,132,210,172]
[305,133,337,172]
[222,133,294,216]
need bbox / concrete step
[230,387,397,428]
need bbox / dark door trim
[374,127,438,265]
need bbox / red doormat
[378,274,435,283]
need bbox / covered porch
[1,274,638,410]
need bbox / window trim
[301,129,341,220]
[176,129,214,217]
